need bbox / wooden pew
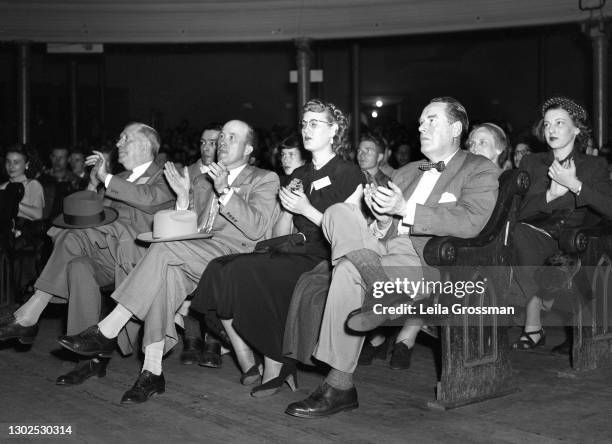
[423,168,530,410]
[556,222,612,371]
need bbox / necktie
[418,161,445,172]
[201,197,219,233]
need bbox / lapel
[424,149,466,206]
[135,162,161,184]
[231,164,254,189]
[395,164,423,200]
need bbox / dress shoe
[199,338,222,368]
[346,293,408,333]
[551,339,571,356]
[56,359,108,385]
[57,325,117,358]
[120,370,165,404]
[389,342,413,370]
[358,339,387,365]
[0,314,38,344]
[180,337,203,365]
[251,361,298,398]
[286,383,358,418]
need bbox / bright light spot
[371,111,378,118]
[375,100,383,108]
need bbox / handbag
[254,233,306,253]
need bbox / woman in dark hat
[512,96,612,350]
[191,99,365,396]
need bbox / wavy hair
[302,99,350,158]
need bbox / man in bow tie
[57,120,280,404]
[286,97,500,418]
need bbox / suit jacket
[191,164,280,253]
[387,149,500,263]
[518,151,612,230]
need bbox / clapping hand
[164,162,191,208]
[364,183,392,224]
[548,158,581,196]
[207,162,230,194]
[85,150,108,186]
[279,187,313,216]
[368,181,407,217]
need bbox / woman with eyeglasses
[466,123,511,170]
[512,96,612,351]
[190,99,364,396]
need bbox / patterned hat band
[541,97,587,122]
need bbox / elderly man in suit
[0,122,175,383]
[286,97,500,418]
[59,119,280,404]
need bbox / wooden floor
[0,310,610,444]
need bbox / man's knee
[67,256,95,279]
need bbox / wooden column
[69,59,78,146]
[351,43,361,151]
[17,42,30,145]
[587,22,609,149]
[295,38,312,114]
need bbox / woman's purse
[254,233,306,253]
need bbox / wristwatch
[221,186,231,195]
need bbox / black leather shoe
[551,339,571,356]
[57,326,117,358]
[0,314,38,344]
[346,293,408,333]
[285,383,358,418]
[56,359,108,385]
[199,338,222,368]
[120,371,165,404]
[358,339,387,365]
[180,337,203,365]
[389,342,413,370]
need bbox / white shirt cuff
[176,200,189,211]
[104,174,113,188]
[218,188,235,206]
[402,201,417,226]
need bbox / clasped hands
[547,158,582,200]
[364,181,407,225]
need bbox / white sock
[98,304,132,339]
[369,333,385,347]
[142,340,164,375]
[14,290,53,326]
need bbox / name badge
[312,176,332,191]
[136,176,149,185]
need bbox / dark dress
[513,150,612,302]
[190,156,364,361]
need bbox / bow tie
[418,161,445,172]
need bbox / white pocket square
[438,192,457,203]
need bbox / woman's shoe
[250,362,298,398]
[512,328,545,350]
[240,363,262,386]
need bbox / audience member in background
[68,149,90,190]
[278,134,308,185]
[0,123,175,387]
[357,134,391,188]
[466,123,511,170]
[187,124,221,181]
[512,97,612,352]
[513,140,533,168]
[1,144,44,221]
[390,141,413,169]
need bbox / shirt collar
[129,161,153,180]
[228,163,248,185]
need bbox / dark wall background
[0,23,604,148]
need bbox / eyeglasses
[465,139,492,150]
[301,119,333,130]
